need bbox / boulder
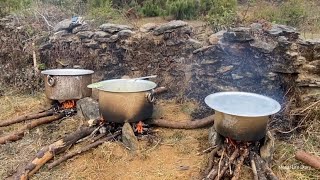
[53,17,83,32]
[76,31,94,39]
[118,29,135,38]
[153,20,188,35]
[76,97,100,120]
[94,31,112,38]
[122,122,139,151]
[72,24,90,34]
[140,23,157,32]
[223,27,253,42]
[99,23,133,33]
[208,126,223,146]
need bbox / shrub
[203,0,237,27]
[165,0,199,20]
[87,0,121,24]
[279,0,307,27]
[140,0,163,17]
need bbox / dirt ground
[0,93,319,180]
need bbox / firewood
[204,146,221,175]
[254,152,278,180]
[252,152,269,180]
[206,146,226,180]
[150,115,214,129]
[48,131,121,169]
[8,126,96,180]
[250,153,259,180]
[295,150,320,169]
[231,148,249,180]
[0,110,53,127]
[215,148,239,180]
[153,87,167,95]
[0,113,64,144]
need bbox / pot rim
[97,79,157,93]
[205,91,281,117]
[41,69,94,76]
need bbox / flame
[62,100,76,109]
[135,121,144,134]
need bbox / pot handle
[146,90,155,103]
[47,75,55,87]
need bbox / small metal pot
[41,69,94,101]
[96,79,157,123]
[205,92,281,141]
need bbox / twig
[215,148,239,180]
[217,147,226,180]
[48,131,121,169]
[250,154,258,180]
[35,10,53,29]
[231,148,249,180]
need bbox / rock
[250,40,277,53]
[217,65,233,73]
[268,24,297,35]
[76,31,94,39]
[260,131,275,165]
[140,23,157,32]
[122,122,139,151]
[208,126,223,146]
[72,23,90,34]
[208,34,219,45]
[99,23,133,34]
[83,41,99,49]
[187,38,203,49]
[76,97,100,120]
[107,34,119,42]
[95,38,110,43]
[94,31,112,38]
[53,17,83,32]
[118,29,134,38]
[231,74,243,80]
[223,27,253,42]
[39,42,53,50]
[250,23,263,31]
[153,20,188,35]
[193,45,215,54]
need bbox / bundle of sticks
[204,140,278,180]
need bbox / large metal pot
[205,92,281,141]
[41,69,94,101]
[96,79,157,123]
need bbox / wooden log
[48,131,121,169]
[153,87,167,95]
[0,113,64,144]
[150,115,214,129]
[250,153,259,180]
[8,126,96,180]
[295,150,320,169]
[254,152,278,180]
[206,146,226,180]
[0,110,53,127]
[231,148,249,180]
[215,148,240,180]
[204,146,221,175]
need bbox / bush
[203,0,237,27]
[279,0,306,27]
[140,0,163,17]
[87,0,121,24]
[165,0,199,20]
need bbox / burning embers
[204,132,278,180]
[61,100,76,109]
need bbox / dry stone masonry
[0,17,319,120]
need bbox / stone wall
[0,18,319,119]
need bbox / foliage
[202,0,237,27]
[0,0,32,17]
[165,0,199,20]
[87,0,120,24]
[140,0,163,17]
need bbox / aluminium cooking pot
[95,79,157,123]
[205,92,281,141]
[41,69,94,101]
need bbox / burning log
[150,115,214,129]
[0,110,54,127]
[48,131,121,169]
[9,126,96,180]
[0,113,64,144]
[295,150,320,170]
